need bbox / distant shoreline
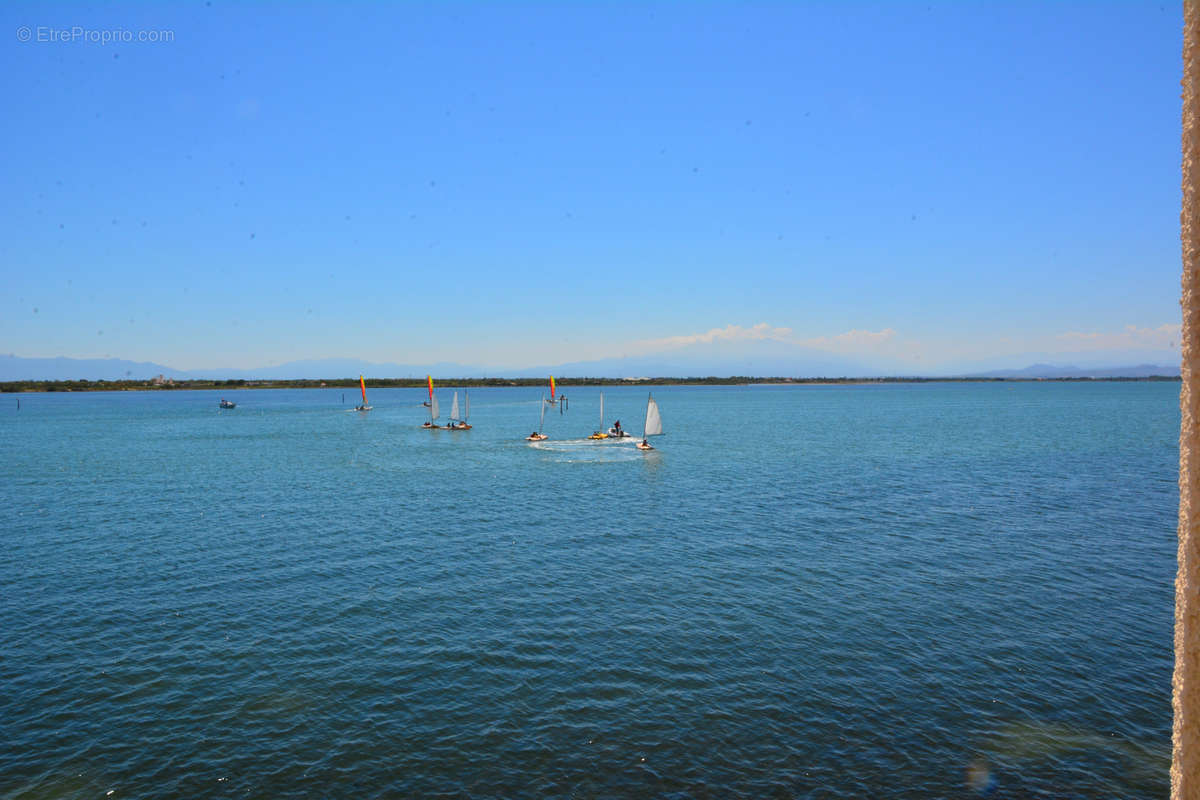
[0,375,1182,392]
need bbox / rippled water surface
[0,382,1178,797]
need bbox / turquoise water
[0,382,1178,797]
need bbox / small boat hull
[587,432,608,440]
[526,433,548,441]
[219,400,236,409]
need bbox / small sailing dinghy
[448,391,472,430]
[422,375,444,428]
[526,394,549,440]
[355,375,372,411]
[588,392,608,439]
[636,392,662,451]
[545,375,567,414]
[219,399,236,409]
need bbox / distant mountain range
[511,339,879,379]
[0,356,193,382]
[962,363,1180,379]
[0,356,486,382]
[0,354,1181,381]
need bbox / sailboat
[635,392,662,450]
[544,375,567,414]
[422,375,443,428]
[355,375,372,411]
[526,394,549,440]
[588,392,608,439]
[448,390,472,430]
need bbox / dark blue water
[0,382,1178,797]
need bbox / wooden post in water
[1178,1,1200,793]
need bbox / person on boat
[613,420,622,433]
[641,438,649,447]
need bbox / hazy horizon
[0,350,1182,383]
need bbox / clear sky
[0,1,1183,372]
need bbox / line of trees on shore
[0,375,1182,392]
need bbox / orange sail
[550,375,556,400]
[427,375,434,401]
[360,374,367,405]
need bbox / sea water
[0,382,1178,797]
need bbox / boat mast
[643,392,650,439]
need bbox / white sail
[539,395,546,431]
[599,392,604,429]
[431,393,440,421]
[450,391,460,421]
[465,392,470,422]
[644,394,662,437]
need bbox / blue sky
[0,1,1182,373]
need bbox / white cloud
[632,323,795,352]
[795,328,897,351]
[603,321,1179,374]
[1056,323,1180,351]
[629,323,897,355]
